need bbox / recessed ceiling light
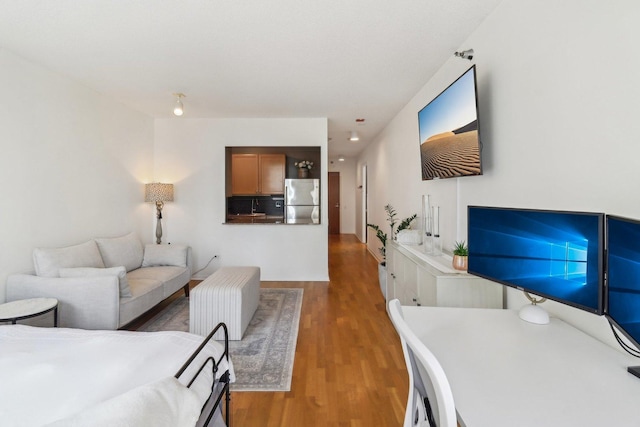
[338,156,345,162]
[349,131,359,142]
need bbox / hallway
[232,234,408,426]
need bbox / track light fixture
[173,93,186,116]
[454,49,474,60]
[349,131,360,142]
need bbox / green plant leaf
[453,240,468,256]
[397,214,417,233]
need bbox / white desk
[402,306,640,427]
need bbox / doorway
[328,172,340,234]
[361,164,367,242]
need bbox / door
[328,172,340,234]
[259,154,285,194]
[231,154,259,195]
[285,206,320,224]
[284,179,320,206]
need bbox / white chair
[388,299,457,427]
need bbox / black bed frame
[175,323,230,427]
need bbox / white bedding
[0,325,234,427]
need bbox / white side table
[0,298,58,327]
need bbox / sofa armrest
[6,274,120,330]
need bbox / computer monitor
[468,206,604,320]
[605,215,640,371]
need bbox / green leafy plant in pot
[367,204,418,265]
[452,241,469,271]
[367,204,418,298]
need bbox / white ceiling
[0,0,502,158]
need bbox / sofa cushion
[95,232,144,272]
[118,278,165,327]
[59,266,132,298]
[142,244,188,268]
[128,266,190,299]
[33,240,105,278]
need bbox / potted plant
[294,160,313,178]
[367,204,417,297]
[452,241,469,271]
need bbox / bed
[0,323,234,427]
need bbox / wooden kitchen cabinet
[231,153,285,195]
[258,154,285,194]
[231,154,259,195]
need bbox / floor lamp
[145,183,174,244]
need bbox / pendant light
[173,93,186,116]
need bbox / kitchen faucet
[251,198,259,214]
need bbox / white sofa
[6,232,192,330]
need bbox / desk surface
[402,306,640,427]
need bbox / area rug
[139,288,303,392]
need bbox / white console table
[386,241,503,308]
[402,306,640,427]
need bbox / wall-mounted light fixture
[173,93,186,116]
[145,183,174,244]
[454,49,474,60]
[349,131,360,142]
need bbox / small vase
[452,255,468,271]
[298,168,309,178]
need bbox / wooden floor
[129,234,409,426]
[231,234,408,426]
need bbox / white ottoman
[189,266,260,340]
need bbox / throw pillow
[59,266,133,298]
[95,232,144,272]
[142,244,188,268]
[33,240,105,278]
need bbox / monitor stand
[519,292,550,325]
[628,366,640,379]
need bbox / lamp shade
[145,183,174,203]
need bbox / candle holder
[431,205,442,256]
[422,195,433,254]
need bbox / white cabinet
[386,241,503,309]
[389,247,418,305]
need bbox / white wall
[0,49,155,302]
[153,118,329,281]
[328,157,357,234]
[358,0,640,348]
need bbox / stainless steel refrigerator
[284,179,320,224]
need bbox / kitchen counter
[226,214,284,224]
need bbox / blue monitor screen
[468,206,604,314]
[606,215,640,349]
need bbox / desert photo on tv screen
[418,66,481,180]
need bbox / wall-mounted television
[467,206,605,315]
[418,65,482,180]
[605,215,640,358]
